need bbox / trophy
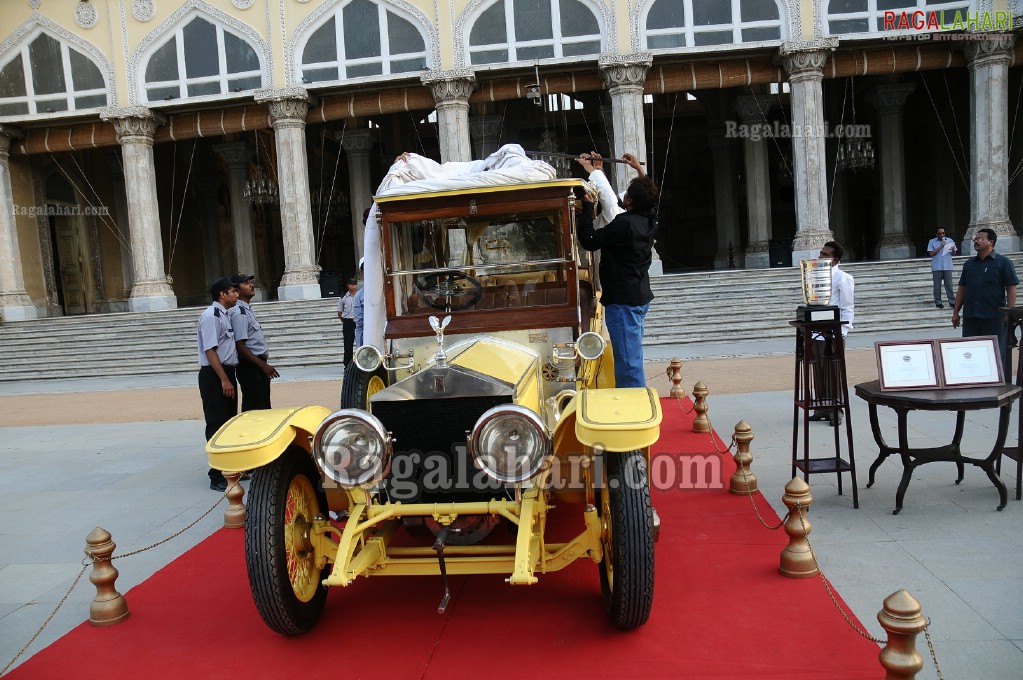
[796,258,840,322]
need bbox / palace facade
[0,0,1019,318]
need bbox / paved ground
[1,328,1021,678]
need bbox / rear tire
[246,446,328,635]
[597,450,655,629]
[340,361,387,410]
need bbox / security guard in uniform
[197,276,239,491]
[230,273,279,411]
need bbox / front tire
[597,450,655,629]
[246,446,328,635]
[341,361,387,410]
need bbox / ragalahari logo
[882,10,1012,32]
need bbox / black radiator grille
[374,395,511,502]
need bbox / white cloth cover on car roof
[360,145,557,350]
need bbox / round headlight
[576,332,605,361]
[470,405,550,484]
[312,409,391,487]
[354,345,383,372]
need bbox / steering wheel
[414,270,483,311]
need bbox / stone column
[962,35,1017,255]
[340,128,377,262]
[469,114,503,160]
[212,141,264,299]
[779,40,837,263]
[0,125,37,320]
[256,88,320,300]
[599,53,661,275]
[421,70,475,163]
[101,107,176,312]
[707,131,742,269]
[865,83,916,260]
[105,152,134,307]
[735,95,774,269]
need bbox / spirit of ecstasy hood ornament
[429,315,451,367]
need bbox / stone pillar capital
[339,128,378,154]
[212,141,253,169]
[778,39,837,83]
[962,34,1016,70]
[598,53,652,93]
[256,88,315,129]
[101,107,166,145]
[734,95,773,123]
[420,69,477,108]
[0,124,23,158]
[864,83,916,115]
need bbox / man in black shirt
[576,174,659,388]
[952,227,1018,379]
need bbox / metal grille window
[142,16,262,102]
[467,0,602,66]
[0,31,107,116]
[299,0,428,84]
[644,0,782,49]
[826,0,972,35]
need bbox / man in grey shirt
[229,273,279,411]
[927,227,957,309]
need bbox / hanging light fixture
[836,77,875,173]
[310,185,349,226]
[244,134,279,205]
[537,127,571,179]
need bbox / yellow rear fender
[574,388,661,452]
[206,406,333,472]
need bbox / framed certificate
[876,341,940,390]
[937,337,1003,387]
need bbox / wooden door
[53,214,87,315]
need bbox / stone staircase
[1,255,1019,382]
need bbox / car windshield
[388,210,574,315]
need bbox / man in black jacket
[577,174,659,387]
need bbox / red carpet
[9,399,880,679]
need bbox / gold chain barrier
[0,482,243,677]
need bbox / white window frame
[466,0,603,66]
[296,1,429,85]
[0,28,107,115]
[644,0,783,49]
[825,0,974,37]
[141,16,262,103]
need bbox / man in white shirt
[810,241,855,425]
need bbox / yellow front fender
[573,388,661,452]
[206,406,332,472]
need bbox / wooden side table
[790,319,858,508]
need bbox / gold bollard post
[85,527,129,626]
[878,590,927,680]
[223,472,246,529]
[779,478,817,578]
[692,381,711,433]
[666,358,686,398]
[729,420,757,495]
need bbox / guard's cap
[230,273,255,285]
[210,277,234,297]
[348,277,358,285]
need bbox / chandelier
[310,185,349,225]
[243,163,279,205]
[837,136,875,172]
[537,127,571,178]
[775,148,794,187]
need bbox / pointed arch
[128,0,270,105]
[289,0,437,88]
[455,0,608,68]
[0,15,114,116]
[635,0,786,51]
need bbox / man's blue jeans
[604,303,649,388]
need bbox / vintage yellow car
[208,156,661,635]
